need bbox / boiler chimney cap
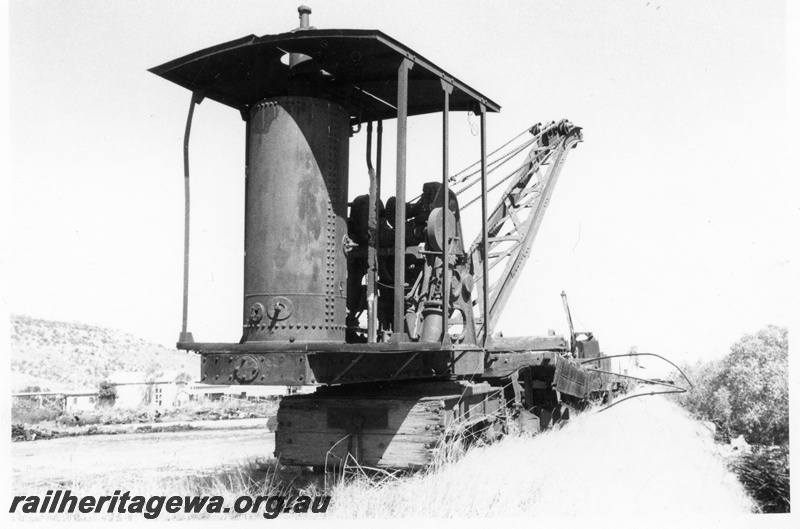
[297,5,312,29]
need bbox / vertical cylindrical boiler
[243,96,350,342]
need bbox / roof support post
[179,91,203,344]
[392,59,413,342]
[366,122,377,343]
[376,120,383,337]
[441,80,453,345]
[376,120,383,194]
[479,104,491,346]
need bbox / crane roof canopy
[149,29,501,122]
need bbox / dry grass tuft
[12,458,327,521]
[729,445,790,513]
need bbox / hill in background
[10,314,200,392]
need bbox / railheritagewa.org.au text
[10,490,331,519]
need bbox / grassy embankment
[13,392,756,521]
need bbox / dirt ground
[12,426,275,489]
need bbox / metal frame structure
[464,122,584,342]
[152,24,500,350]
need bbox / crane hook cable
[451,137,538,198]
[451,135,537,189]
[579,352,694,389]
[458,147,550,210]
[580,352,694,413]
[406,122,553,204]
[452,122,574,210]
[450,124,536,181]
[597,388,689,413]
[449,120,565,188]
[586,367,689,392]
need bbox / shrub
[675,325,788,446]
[97,380,117,407]
[11,406,63,424]
[718,326,788,446]
[729,446,790,513]
[672,326,789,513]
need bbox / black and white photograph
[3,0,795,524]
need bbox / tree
[97,380,117,407]
[718,325,788,445]
[628,346,640,369]
[675,325,788,446]
[174,371,193,385]
[707,386,732,432]
[142,362,163,406]
[676,358,725,424]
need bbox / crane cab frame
[151,6,599,469]
[150,7,509,384]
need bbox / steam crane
[150,6,608,469]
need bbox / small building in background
[175,387,193,406]
[13,372,316,412]
[12,389,99,412]
[190,384,312,403]
[12,391,69,412]
[64,390,98,412]
[108,370,191,409]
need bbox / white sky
[3,0,796,371]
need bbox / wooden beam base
[275,380,504,469]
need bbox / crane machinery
[150,6,614,470]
